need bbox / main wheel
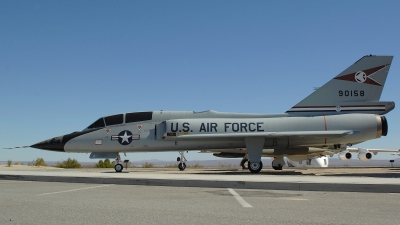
[178,163,186,171]
[248,161,263,173]
[115,163,123,172]
[240,159,248,169]
[272,166,283,170]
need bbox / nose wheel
[178,162,186,170]
[177,151,187,171]
[115,153,124,172]
[115,163,123,172]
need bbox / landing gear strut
[177,151,187,171]
[245,137,264,173]
[115,153,123,172]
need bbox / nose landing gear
[114,153,124,172]
[177,151,187,171]
[114,163,123,172]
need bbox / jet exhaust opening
[381,116,388,136]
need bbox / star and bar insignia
[111,130,140,145]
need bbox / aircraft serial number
[338,90,364,97]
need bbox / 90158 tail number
[339,90,364,97]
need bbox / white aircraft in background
[288,148,400,168]
[286,156,328,168]
[337,147,400,161]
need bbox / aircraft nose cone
[30,135,65,152]
[31,128,101,152]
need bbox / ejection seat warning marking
[227,188,253,208]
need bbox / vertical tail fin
[286,55,394,116]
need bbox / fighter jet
[26,55,394,173]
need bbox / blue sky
[1,0,400,163]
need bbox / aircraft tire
[115,163,123,172]
[178,163,186,171]
[272,166,283,170]
[248,161,263,173]
[240,159,248,169]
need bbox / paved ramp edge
[0,174,398,193]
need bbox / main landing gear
[272,157,285,170]
[245,137,264,173]
[240,154,263,173]
[240,154,286,171]
[248,161,263,173]
[240,158,249,169]
[177,151,187,171]
[115,153,123,172]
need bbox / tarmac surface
[1,165,400,193]
[1,165,400,224]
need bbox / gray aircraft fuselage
[31,110,386,155]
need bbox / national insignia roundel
[111,130,140,145]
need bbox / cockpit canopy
[85,112,153,130]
